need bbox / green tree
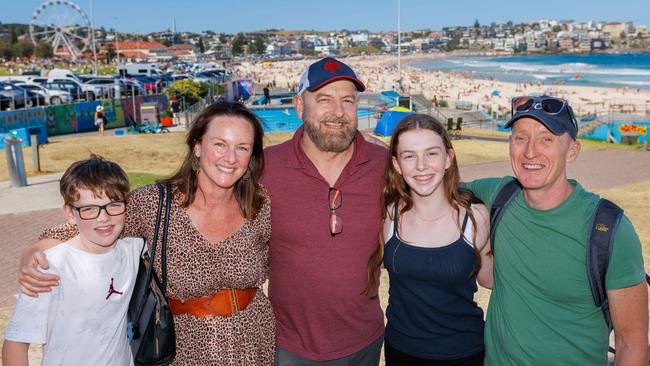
[552,25,562,33]
[105,44,116,63]
[0,40,13,59]
[34,41,53,58]
[13,41,34,58]
[197,37,205,53]
[474,19,480,28]
[249,36,265,54]
[369,38,385,50]
[231,33,246,55]
[445,32,462,51]
[9,30,18,44]
[163,79,224,106]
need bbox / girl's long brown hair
[160,101,265,220]
[365,114,483,297]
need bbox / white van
[44,69,83,84]
[118,63,164,78]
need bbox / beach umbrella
[491,90,500,97]
[373,108,414,136]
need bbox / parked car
[129,75,161,94]
[159,73,174,87]
[188,73,211,84]
[118,63,164,78]
[171,74,189,82]
[36,79,85,101]
[84,78,122,98]
[33,77,99,100]
[0,82,46,110]
[120,79,145,96]
[15,83,73,105]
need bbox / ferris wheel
[29,0,92,60]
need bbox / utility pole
[397,0,401,88]
[89,0,98,75]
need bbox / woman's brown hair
[365,114,483,297]
[160,101,265,220]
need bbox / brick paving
[0,209,65,308]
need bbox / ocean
[407,53,650,89]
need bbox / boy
[2,155,143,366]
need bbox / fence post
[4,134,27,187]
[30,133,40,172]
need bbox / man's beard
[304,116,357,153]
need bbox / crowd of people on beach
[1,56,648,366]
[235,54,650,118]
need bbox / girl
[367,114,493,366]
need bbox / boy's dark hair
[60,154,130,205]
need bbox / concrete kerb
[0,173,64,215]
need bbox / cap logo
[595,223,609,232]
[323,60,342,74]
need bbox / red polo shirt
[262,126,387,361]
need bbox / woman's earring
[241,169,251,181]
[191,156,201,172]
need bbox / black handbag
[128,183,176,365]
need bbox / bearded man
[262,57,387,366]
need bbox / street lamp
[113,17,121,68]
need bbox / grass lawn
[0,130,514,182]
[128,172,166,190]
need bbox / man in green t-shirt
[465,96,648,365]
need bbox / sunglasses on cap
[511,96,578,131]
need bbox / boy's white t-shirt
[5,236,144,366]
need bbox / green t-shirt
[466,177,645,366]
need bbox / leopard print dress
[43,183,275,365]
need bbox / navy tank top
[384,206,485,360]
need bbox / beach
[235,53,650,118]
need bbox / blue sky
[3,0,650,34]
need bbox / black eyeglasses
[328,188,342,236]
[511,96,578,130]
[71,201,127,220]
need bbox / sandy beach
[235,53,650,118]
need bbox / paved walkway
[460,149,650,191]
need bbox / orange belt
[168,288,257,317]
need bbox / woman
[20,101,275,365]
[94,105,106,136]
[366,114,493,366]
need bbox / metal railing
[176,95,213,129]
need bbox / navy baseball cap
[297,57,366,96]
[505,96,579,139]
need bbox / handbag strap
[160,184,172,294]
[144,183,165,288]
[135,183,165,321]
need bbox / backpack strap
[586,198,623,335]
[489,179,522,253]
